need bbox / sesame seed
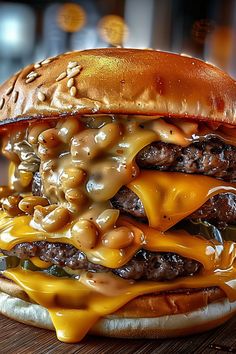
[26,76,37,83]
[0,98,5,110]
[26,71,39,83]
[27,71,38,78]
[67,66,81,79]
[13,91,19,103]
[56,72,67,82]
[68,61,78,69]
[34,62,41,69]
[41,58,53,65]
[67,78,74,88]
[37,91,46,102]
[70,86,77,97]
[6,85,14,95]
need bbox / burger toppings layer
[0,115,236,342]
[2,243,200,281]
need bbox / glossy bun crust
[0,49,236,126]
[1,278,236,338]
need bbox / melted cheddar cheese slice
[128,171,236,230]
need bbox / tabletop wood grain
[1,314,236,354]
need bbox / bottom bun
[1,289,236,338]
[0,291,52,330]
[92,299,236,338]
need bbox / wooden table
[1,314,236,354]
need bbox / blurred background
[0,0,236,183]
[0,0,236,84]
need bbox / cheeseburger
[0,48,236,343]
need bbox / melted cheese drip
[1,207,236,342]
[128,171,236,230]
[0,211,233,271]
[4,245,236,342]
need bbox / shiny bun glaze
[0,48,236,125]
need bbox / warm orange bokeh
[98,15,128,46]
[57,3,86,33]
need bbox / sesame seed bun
[0,48,236,126]
[0,277,235,339]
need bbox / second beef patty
[2,242,200,281]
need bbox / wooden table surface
[1,314,236,354]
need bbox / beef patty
[112,139,236,225]
[111,188,236,226]
[32,138,236,226]
[136,139,236,182]
[2,242,200,281]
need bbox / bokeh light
[207,26,234,69]
[0,1,236,81]
[98,15,128,46]
[57,3,86,33]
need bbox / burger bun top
[0,48,236,125]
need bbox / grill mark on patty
[1,242,201,281]
[111,188,236,226]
